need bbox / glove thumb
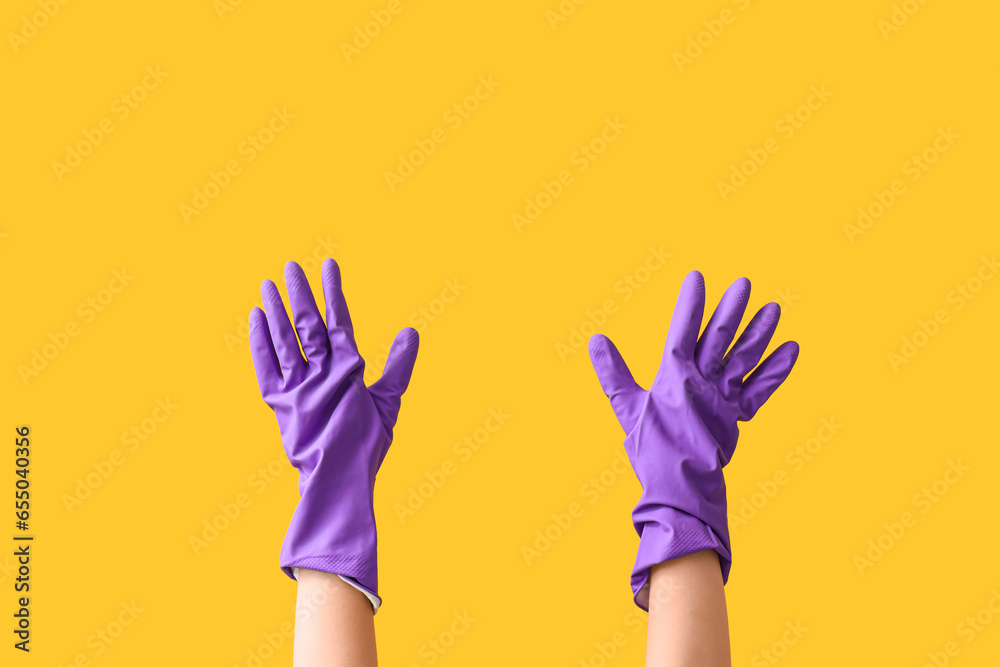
[369,327,420,439]
[588,334,644,433]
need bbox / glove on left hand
[249,259,419,610]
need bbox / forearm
[589,272,797,665]
[644,550,731,667]
[293,569,378,667]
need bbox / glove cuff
[279,460,380,601]
[630,507,732,611]
[281,554,376,586]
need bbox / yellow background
[3,0,999,664]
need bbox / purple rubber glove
[588,270,798,610]
[248,259,419,611]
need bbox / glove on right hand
[589,270,799,610]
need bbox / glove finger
[589,334,644,433]
[653,270,705,389]
[284,261,330,364]
[739,340,799,420]
[694,276,751,383]
[262,278,306,380]
[369,328,420,438]
[249,307,281,397]
[321,258,360,355]
[719,302,781,398]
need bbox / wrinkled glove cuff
[631,508,732,611]
[281,554,376,587]
[279,457,380,603]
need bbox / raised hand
[589,270,798,609]
[249,259,419,612]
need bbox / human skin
[293,569,378,667]
[644,550,732,667]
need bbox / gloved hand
[248,259,419,612]
[588,270,799,610]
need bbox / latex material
[589,271,798,610]
[249,259,419,611]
